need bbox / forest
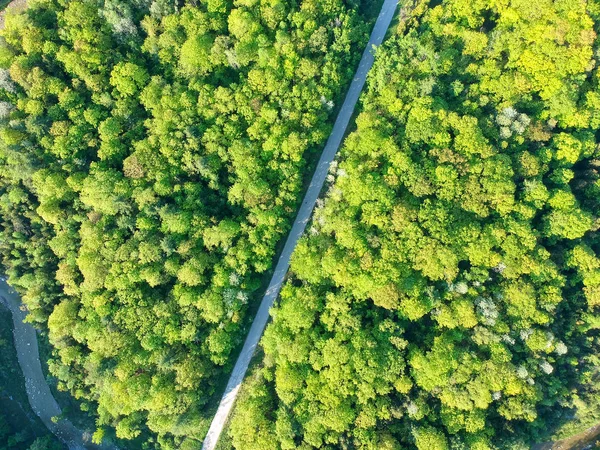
[0,0,378,447]
[2,0,600,449]
[226,0,600,449]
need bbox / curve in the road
[201,1,399,448]
[0,279,89,450]
[0,280,120,450]
[0,3,88,449]
[0,5,117,449]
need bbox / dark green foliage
[0,0,375,447]
[26,436,63,450]
[229,0,600,449]
[0,305,62,450]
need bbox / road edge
[200,1,400,448]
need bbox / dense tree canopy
[0,0,377,447]
[229,0,600,448]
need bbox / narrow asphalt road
[0,280,119,450]
[201,1,399,448]
[0,279,88,450]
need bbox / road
[0,279,90,450]
[0,4,101,449]
[0,279,120,449]
[200,1,399,448]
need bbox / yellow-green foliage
[229,0,600,448]
[0,0,377,448]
